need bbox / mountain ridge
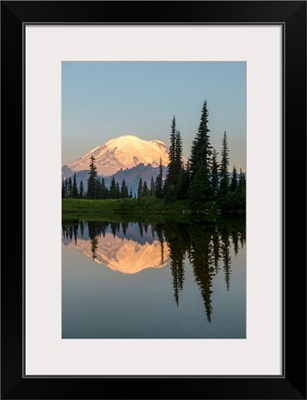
[65,135,170,177]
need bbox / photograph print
[62,61,246,339]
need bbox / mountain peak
[66,134,169,176]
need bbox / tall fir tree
[175,130,183,173]
[238,168,246,193]
[189,164,208,210]
[189,101,212,204]
[64,179,69,198]
[164,117,177,201]
[230,165,238,192]
[211,149,219,200]
[115,182,120,199]
[137,178,143,200]
[72,173,79,198]
[79,180,84,199]
[142,180,149,197]
[62,178,66,198]
[150,176,155,197]
[177,160,191,200]
[164,118,184,201]
[219,131,229,196]
[100,177,108,199]
[109,177,116,199]
[190,100,212,178]
[155,157,164,199]
[68,177,72,198]
[121,179,129,198]
[87,156,98,199]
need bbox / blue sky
[62,62,246,170]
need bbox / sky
[62,62,246,170]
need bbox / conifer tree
[211,149,219,200]
[155,158,164,199]
[150,176,155,197]
[79,180,84,199]
[100,178,107,199]
[64,179,69,198]
[68,177,72,198]
[121,179,129,198]
[164,117,178,201]
[87,156,98,199]
[177,160,191,200]
[62,178,66,198]
[230,165,238,192]
[238,168,246,193]
[219,131,229,196]
[190,100,212,178]
[72,173,79,198]
[109,177,116,199]
[115,182,120,199]
[142,180,149,197]
[189,164,208,209]
[137,178,143,200]
[189,101,212,204]
[164,122,184,201]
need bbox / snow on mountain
[65,135,169,177]
[65,232,170,274]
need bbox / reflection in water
[62,218,245,323]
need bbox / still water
[62,218,246,338]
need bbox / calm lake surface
[62,217,246,338]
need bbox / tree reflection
[62,216,245,322]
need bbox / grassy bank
[62,197,245,222]
[62,198,192,221]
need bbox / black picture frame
[1,1,306,399]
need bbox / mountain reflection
[62,221,170,274]
[62,217,245,322]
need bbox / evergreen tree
[87,156,98,199]
[150,176,155,197]
[190,100,212,178]
[137,178,143,200]
[72,173,79,198]
[121,179,129,198]
[175,130,183,173]
[115,182,120,199]
[164,123,184,201]
[68,177,72,198]
[142,180,149,197]
[109,177,116,199]
[64,179,69,198]
[62,178,66,198]
[129,189,133,198]
[219,131,229,196]
[238,168,246,193]
[189,164,208,210]
[100,178,108,199]
[155,158,164,199]
[177,160,191,200]
[230,165,238,192]
[79,180,84,199]
[211,149,219,200]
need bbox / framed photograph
[1,1,306,399]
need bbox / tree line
[62,161,133,200]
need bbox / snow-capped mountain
[64,135,169,177]
[63,228,170,274]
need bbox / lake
[62,217,246,338]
